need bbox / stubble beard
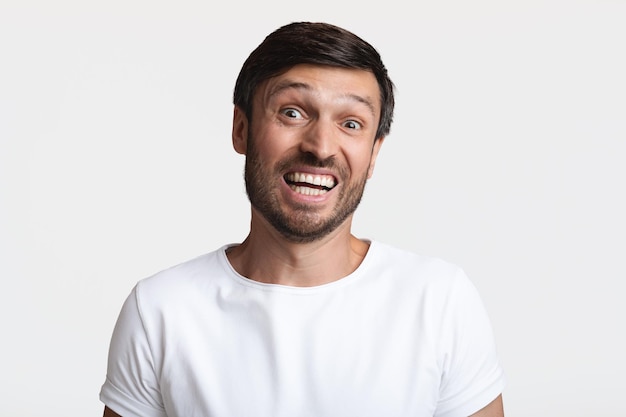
[244,136,369,244]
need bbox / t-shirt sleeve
[100,285,167,417]
[435,270,506,417]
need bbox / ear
[232,106,249,155]
[367,137,385,179]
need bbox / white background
[1,0,625,415]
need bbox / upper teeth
[286,172,336,188]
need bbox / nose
[299,119,338,161]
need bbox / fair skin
[228,64,384,287]
[103,64,504,417]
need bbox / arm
[100,286,165,416]
[469,394,504,417]
[438,270,506,417]
[103,406,122,417]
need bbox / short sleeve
[435,270,506,417]
[100,285,167,417]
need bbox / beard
[244,136,370,243]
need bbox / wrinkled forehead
[255,64,381,114]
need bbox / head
[233,22,395,140]
[232,23,395,243]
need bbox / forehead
[257,64,381,112]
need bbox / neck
[226,214,369,287]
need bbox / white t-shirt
[100,241,505,417]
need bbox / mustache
[276,153,340,172]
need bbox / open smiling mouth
[284,172,337,196]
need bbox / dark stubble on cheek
[244,135,370,243]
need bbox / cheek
[345,144,377,174]
[258,136,287,159]
[258,126,300,155]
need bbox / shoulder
[133,246,231,308]
[362,241,486,316]
[366,240,468,286]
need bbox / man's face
[233,64,384,243]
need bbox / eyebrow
[267,79,377,118]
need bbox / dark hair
[233,22,395,139]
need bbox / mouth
[284,172,337,196]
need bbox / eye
[342,120,362,130]
[281,108,303,119]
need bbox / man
[100,22,505,417]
